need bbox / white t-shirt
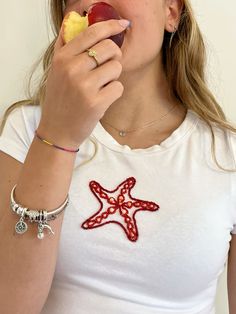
[0,105,236,314]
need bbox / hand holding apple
[39,16,129,149]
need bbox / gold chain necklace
[101,104,177,137]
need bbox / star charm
[81,177,160,242]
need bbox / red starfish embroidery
[81,177,160,242]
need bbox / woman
[0,0,235,313]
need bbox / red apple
[87,2,125,48]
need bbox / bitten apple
[87,2,125,47]
[63,2,125,47]
[63,11,88,44]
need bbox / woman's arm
[0,133,77,314]
[227,234,236,313]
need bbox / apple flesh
[63,11,88,44]
[87,2,125,48]
[63,2,125,47]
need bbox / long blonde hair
[1,0,236,171]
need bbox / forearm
[0,134,77,314]
[228,281,236,313]
[227,243,236,314]
[228,278,236,312]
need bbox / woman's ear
[164,0,184,32]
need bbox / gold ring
[86,49,100,67]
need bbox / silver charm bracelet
[10,184,69,239]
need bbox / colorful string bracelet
[34,130,80,153]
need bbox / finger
[97,81,124,112]
[75,39,122,72]
[88,60,122,90]
[61,19,129,56]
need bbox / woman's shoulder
[0,103,42,163]
[0,103,96,168]
[192,111,236,170]
[225,127,236,166]
[1,103,41,137]
[7,103,41,127]
[212,124,236,170]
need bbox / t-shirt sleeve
[0,105,40,163]
[229,129,236,235]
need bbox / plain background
[0,1,235,313]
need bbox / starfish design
[81,177,160,242]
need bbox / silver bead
[28,210,38,222]
[13,203,19,211]
[37,232,44,240]
[17,207,24,215]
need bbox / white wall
[0,0,53,115]
[193,0,236,123]
[0,1,235,313]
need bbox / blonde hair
[1,0,236,171]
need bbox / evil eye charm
[15,218,28,234]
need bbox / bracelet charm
[15,217,28,234]
[15,207,28,234]
[37,222,55,239]
[10,184,69,239]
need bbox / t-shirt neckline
[91,109,199,155]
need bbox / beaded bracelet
[34,130,80,153]
[10,184,69,239]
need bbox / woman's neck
[100,59,181,131]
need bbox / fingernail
[119,19,131,28]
